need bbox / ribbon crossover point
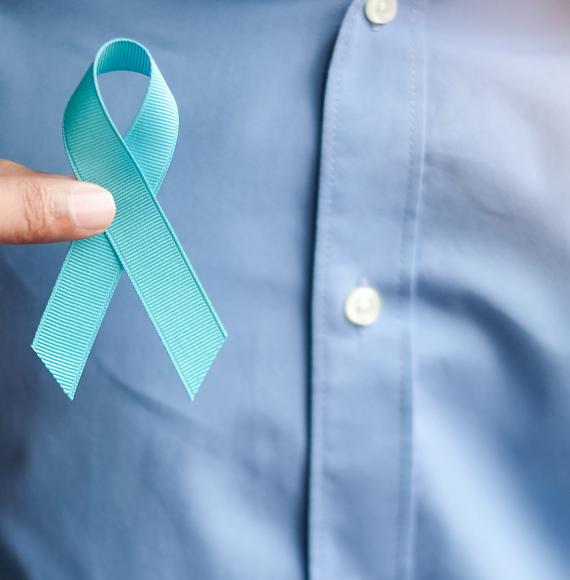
[32,39,228,400]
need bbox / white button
[344,285,382,327]
[365,0,398,25]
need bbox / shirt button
[344,285,382,327]
[365,0,398,25]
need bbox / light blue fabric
[1,1,570,579]
[33,39,227,399]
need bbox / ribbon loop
[32,39,227,400]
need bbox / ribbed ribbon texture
[32,39,228,400]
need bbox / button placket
[309,0,426,578]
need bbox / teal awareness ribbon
[32,39,228,400]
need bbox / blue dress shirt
[1,1,570,579]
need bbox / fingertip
[69,183,116,233]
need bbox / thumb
[0,175,115,244]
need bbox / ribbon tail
[32,233,123,399]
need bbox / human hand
[0,159,115,244]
